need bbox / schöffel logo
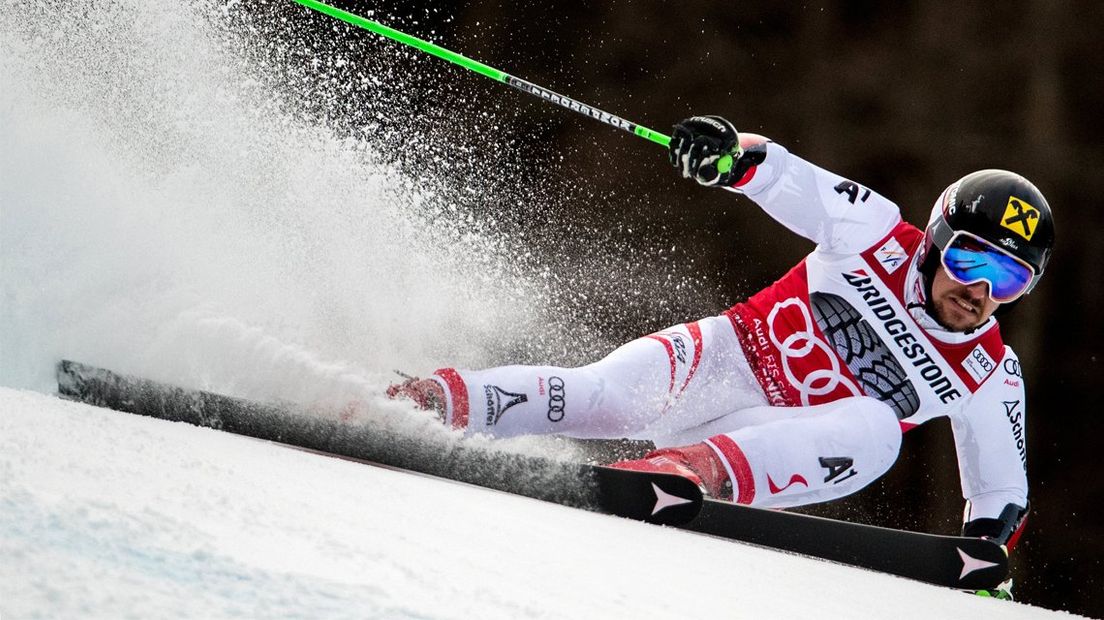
[874,237,908,274]
[484,385,527,426]
[1003,400,1027,470]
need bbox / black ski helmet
[920,169,1056,301]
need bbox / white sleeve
[949,347,1029,521]
[725,142,902,253]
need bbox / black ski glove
[668,115,745,187]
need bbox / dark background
[244,1,1103,615]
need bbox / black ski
[589,464,702,525]
[56,360,1007,589]
[55,360,701,526]
[686,498,1008,590]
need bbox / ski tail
[56,360,700,525]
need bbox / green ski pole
[289,0,674,148]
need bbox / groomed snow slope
[0,388,1074,619]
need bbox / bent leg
[430,315,766,439]
[702,396,902,508]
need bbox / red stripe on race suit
[731,164,757,188]
[433,368,469,430]
[646,335,677,397]
[1005,515,1027,552]
[676,322,704,398]
[730,133,768,188]
[723,309,800,407]
[707,434,756,505]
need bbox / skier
[390,116,1053,564]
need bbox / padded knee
[851,396,902,479]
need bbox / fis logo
[1000,196,1040,240]
[874,237,908,274]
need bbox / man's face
[929,265,1000,331]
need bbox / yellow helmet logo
[1000,196,1040,240]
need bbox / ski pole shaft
[289,0,672,148]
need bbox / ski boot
[386,374,446,421]
[609,442,733,501]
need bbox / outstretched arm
[669,116,902,254]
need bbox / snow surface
[0,388,1076,619]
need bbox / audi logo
[547,376,566,422]
[768,298,860,405]
[971,348,994,372]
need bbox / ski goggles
[940,231,1037,303]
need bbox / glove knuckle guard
[670,115,743,187]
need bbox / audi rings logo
[767,298,860,405]
[547,376,566,422]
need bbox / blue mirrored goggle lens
[941,235,1034,302]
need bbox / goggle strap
[929,214,955,251]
